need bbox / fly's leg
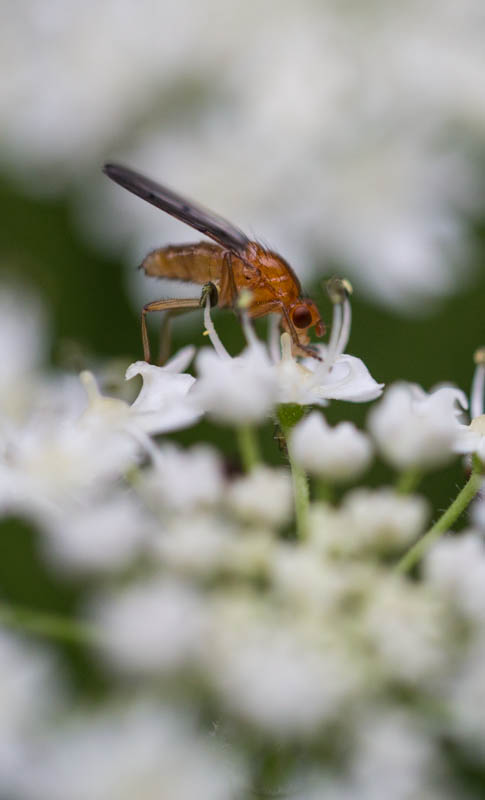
[159,283,219,363]
[223,251,239,308]
[142,283,220,364]
[141,297,201,363]
[157,307,196,366]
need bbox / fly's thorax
[237,243,301,300]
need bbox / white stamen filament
[326,301,342,366]
[204,299,231,361]
[268,314,281,364]
[335,298,352,358]
[310,297,349,385]
[241,311,259,349]
[280,332,294,361]
[471,363,485,420]
[79,370,100,404]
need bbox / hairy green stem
[0,603,98,645]
[236,424,261,472]
[396,468,483,574]
[278,404,309,539]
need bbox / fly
[103,163,325,363]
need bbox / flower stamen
[471,347,485,420]
[203,298,231,361]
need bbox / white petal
[313,355,384,402]
[454,427,483,455]
[163,345,196,374]
[126,360,201,434]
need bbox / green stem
[290,457,310,539]
[236,424,261,472]
[0,603,98,646]
[277,404,309,539]
[395,467,422,494]
[396,468,483,574]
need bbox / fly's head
[290,298,325,339]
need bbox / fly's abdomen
[141,242,225,285]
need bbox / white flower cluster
[2,285,485,798]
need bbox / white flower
[206,599,359,738]
[197,286,382,419]
[270,543,375,612]
[349,710,441,800]
[0,284,52,429]
[152,513,237,577]
[0,421,139,519]
[192,305,278,424]
[448,636,485,759]
[227,466,293,528]
[193,344,278,424]
[41,491,153,575]
[342,488,429,554]
[0,631,61,787]
[290,411,373,482]
[80,345,200,441]
[16,704,246,800]
[275,290,383,406]
[368,381,466,470]
[0,285,48,411]
[138,443,224,513]
[454,350,485,462]
[363,577,449,686]
[93,578,207,675]
[309,489,429,558]
[471,496,485,529]
[424,531,485,624]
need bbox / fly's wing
[103,163,250,254]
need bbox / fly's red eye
[292,305,313,329]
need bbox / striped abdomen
[141,242,225,285]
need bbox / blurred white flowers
[368,381,466,470]
[309,488,429,557]
[16,704,245,800]
[0,630,60,792]
[424,531,485,624]
[291,411,373,483]
[227,466,293,528]
[139,443,224,513]
[3,280,485,797]
[95,578,208,676]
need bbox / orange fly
[103,163,325,363]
